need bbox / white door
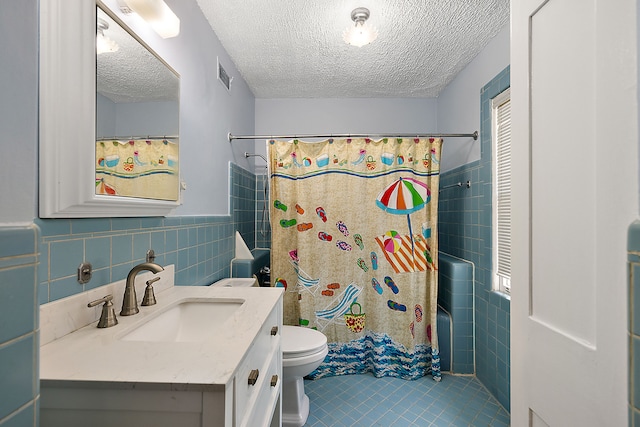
[510,0,638,426]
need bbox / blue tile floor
[303,373,510,426]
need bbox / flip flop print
[318,232,333,241]
[296,223,313,231]
[295,204,304,214]
[371,252,378,270]
[371,278,383,295]
[357,258,369,272]
[336,241,352,251]
[273,200,288,212]
[336,221,349,237]
[322,282,340,297]
[316,207,327,222]
[354,234,364,250]
[423,245,434,264]
[387,300,407,312]
[274,200,288,212]
[280,219,297,228]
[415,304,423,322]
[384,276,399,294]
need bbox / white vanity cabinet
[235,306,282,427]
[40,285,283,427]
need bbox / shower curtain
[95,138,179,200]
[269,137,442,381]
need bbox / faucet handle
[141,277,160,306]
[88,295,118,328]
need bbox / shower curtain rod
[228,131,478,142]
[96,135,179,141]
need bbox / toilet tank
[211,277,258,288]
[231,248,270,279]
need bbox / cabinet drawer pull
[248,369,259,386]
[270,326,278,336]
[270,375,278,387]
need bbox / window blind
[493,90,511,293]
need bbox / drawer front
[252,306,280,358]
[235,305,281,426]
[244,350,281,427]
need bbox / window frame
[491,87,512,295]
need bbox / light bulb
[343,22,378,47]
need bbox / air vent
[217,58,231,91]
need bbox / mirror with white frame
[95,7,179,201]
[39,0,181,217]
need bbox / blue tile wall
[438,66,510,411]
[226,164,271,250]
[255,173,271,249]
[37,163,259,304]
[231,163,258,250]
[36,216,234,302]
[0,226,39,426]
[628,220,640,425]
[438,253,474,374]
[436,309,451,371]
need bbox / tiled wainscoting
[628,220,640,425]
[0,225,39,426]
[35,216,235,303]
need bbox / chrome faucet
[121,262,164,316]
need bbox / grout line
[305,373,509,427]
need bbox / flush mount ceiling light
[96,18,119,54]
[343,7,378,47]
[121,0,180,38]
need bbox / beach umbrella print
[376,177,431,259]
[383,230,402,253]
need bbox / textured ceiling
[97,8,179,104]
[196,0,510,98]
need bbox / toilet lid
[281,325,327,358]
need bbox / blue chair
[315,283,363,331]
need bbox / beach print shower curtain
[269,137,442,381]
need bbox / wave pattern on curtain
[269,137,442,381]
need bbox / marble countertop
[40,285,283,392]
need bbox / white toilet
[212,278,328,427]
[281,325,328,427]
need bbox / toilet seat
[282,325,327,359]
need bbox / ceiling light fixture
[96,18,119,54]
[343,7,378,47]
[122,0,180,39]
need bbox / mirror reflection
[95,7,180,201]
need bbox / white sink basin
[120,298,244,343]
